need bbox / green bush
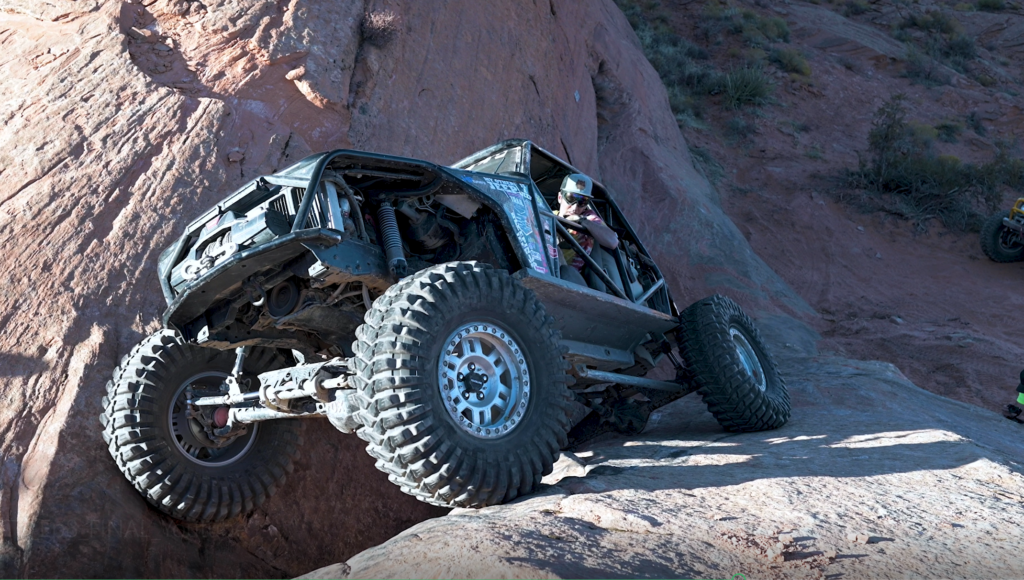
[967,111,987,136]
[903,47,951,86]
[689,146,725,183]
[727,116,757,140]
[900,10,961,34]
[771,48,811,75]
[699,5,789,46]
[976,0,1006,11]
[934,121,963,143]
[843,0,870,15]
[616,0,720,124]
[755,16,790,43]
[974,73,997,87]
[720,67,772,108]
[942,34,977,70]
[845,95,1023,231]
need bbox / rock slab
[305,352,1024,579]
[0,0,811,577]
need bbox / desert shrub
[837,55,860,73]
[892,28,913,43]
[974,73,997,87]
[689,146,725,183]
[744,47,768,65]
[942,34,977,71]
[361,10,399,48]
[788,120,812,133]
[896,10,976,73]
[666,85,708,124]
[770,48,811,75]
[697,2,737,43]
[908,121,938,145]
[900,10,960,34]
[720,66,772,108]
[737,11,790,46]
[641,28,712,86]
[753,14,790,42]
[698,4,789,46]
[903,47,951,86]
[967,111,987,136]
[843,0,870,15]
[845,95,1022,230]
[727,116,757,140]
[954,3,975,10]
[977,0,1006,11]
[934,121,963,143]
[616,0,721,125]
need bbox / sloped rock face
[0,0,813,577]
[305,352,1024,580]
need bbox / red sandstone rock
[0,0,803,576]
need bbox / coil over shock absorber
[377,201,407,278]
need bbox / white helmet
[559,173,594,204]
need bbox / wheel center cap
[458,362,490,395]
[438,322,531,439]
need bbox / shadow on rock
[0,351,50,377]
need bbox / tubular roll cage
[238,141,673,311]
[541,210,666,305]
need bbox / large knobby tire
[352,262,574,508]
[677,295,790,432]
[100,330,301,522]
[980,211,1024,263]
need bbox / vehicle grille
[304,189,325,229]
[269,194,289,217]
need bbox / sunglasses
[561,191,591,205]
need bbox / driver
[555,173,618,273]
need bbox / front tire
[980,211,1024,263]
[677,295,790,432]
[353,262,574,508]
[100,330,301,522]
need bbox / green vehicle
[100,139,790,522]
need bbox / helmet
[559,173,594,205]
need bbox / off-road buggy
[100,139,790,522]
[981,198,1024,263]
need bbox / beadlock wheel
[729,326,766,393]
[168,371,258,466]
[678,295,790,432]
[980,211,1024,263]
[438,322,530,439]
[352,262,574,508]
[100,330,301,522]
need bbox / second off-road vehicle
[981,198,1024,263]
[100,139,790,522]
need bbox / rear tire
[980,211,1024,263]
[677,295,790,432]
[100,330,301,522]
[352,262,574,508]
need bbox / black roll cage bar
[282,141,673,312]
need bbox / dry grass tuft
[362,10,400,48]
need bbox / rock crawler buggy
[981,197,1024,263]
[100,140,790,522]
